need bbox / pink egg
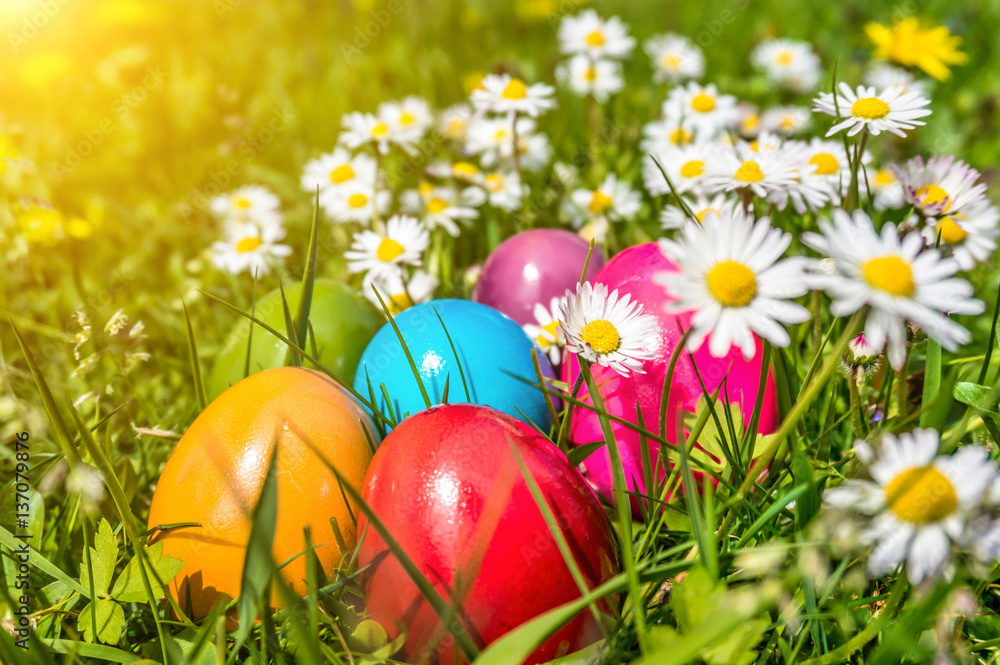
[473,229,605,327]
[561,243,780,513]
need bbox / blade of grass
[182,298,207,411]
[370,286,432,409]
[294,188,322,353]
[432,305,471,402]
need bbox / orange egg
[147,367,377,618]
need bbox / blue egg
[353,299,554,429]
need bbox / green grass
[3,0,1000,663]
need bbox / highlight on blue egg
[353,299,555,429]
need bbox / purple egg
[472,229,606,326]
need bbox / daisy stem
[846,131,869,211]
[848,368,867,437]
[556,372,586,452]
[578,360,648,650]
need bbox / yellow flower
[866,17,967,81]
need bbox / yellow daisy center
[426,197,448,213]
[376,238,405,262]
[917,184,951,212]
[875,168,896,186]
[537,320,560,348]
[234,197,252,209]
[863,255,914,297]
[330,164,355,183]
[670,128,693,145]
[937,217,968,244]
[696,207,719,222]
[679,160,705,178]
[448,119,465,135]
[588,190,613,214]
[691,92,716,113]
[775,51,793,65]
[885,465,958,523]
[660,53,681,70]
[584,65,598,82]
[808,153,840,175]
[485,174,504,192]
[348,193,369,208]
[236,237,262,253]
[707,261,757,307]
[851,97,891,119]
[453,162,479,179]
[734,160,764,183]
[399,111,416,125]
[389,291,413,314]
[502,78,527,99]
[580,319,620,354]
[585,30,606,47]
[742,114,760,131]
[371,122,390,136]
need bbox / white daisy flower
[921,202,1000,271]
[804,208,984,370]
[402,184,483,236]
[641,116,702,154]
[760,106,812,136]
[645,33,704,83]
[319,180,389,223]
[523,297,565,365]
[209,185,282,228]
[377,96,432,146]
[656,210,810,359]
[366,268,438,316]
[466,116,551,171]
[870,165,905,211]
[211,222,291,276]
[643,143,718,196]
[427,160,484,185]
[660,192,741,230]
[558,281,657,376]
[895,155,987,218]
[482,171,524,211]
[568,174,641,228]
[737,104,762,138]
[344,214,429,282]
[795,138,854,197]
[824,430,998,583]
[439,104,473,143]
[864,63,929,98]
[702,143,800,198]
[663,82,740,137]
[557,10,635,60]
[766,142,838,214]
[300,148,377,198]
[556,55,623,102]
[813,83,932,138]
[339,111,395,155]
[470,73,555,118]
[751,39,822,92]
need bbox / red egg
[562,243,780,513]
[358,404,619,665]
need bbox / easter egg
[207,279,380,401]
[353,299,555,428]
[472,229,605,326]
[562,243,780,512]
[147,367,377,619]
[359,404,619,665]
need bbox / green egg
[207,280,380,400]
